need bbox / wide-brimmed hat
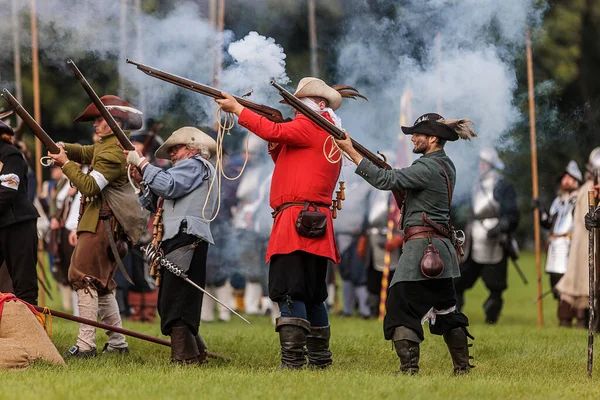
[588,147,600,173]
[0,120,14,136]
[401,113,477,142]
[288,77,343,111]
[74,95,143,130]
[155,127,217,160]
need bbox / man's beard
[412,143,426,154]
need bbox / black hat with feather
[401,113,477,141]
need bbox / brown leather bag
[420,241,445,278]
[295,203,327,238]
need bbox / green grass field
[3,252,599,399]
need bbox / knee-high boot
[443,327,473,375]
[392,326,420,375]
[170,323,201,364]
[306,325,332,368]
[275,317,310,369]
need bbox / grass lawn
[3,251,599,399]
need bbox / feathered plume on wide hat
[280,77,368,111]
[74,95,143,130]
[155,127,217,160]
[401,113,477,142]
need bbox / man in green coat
[48,95,145,358]
[336,113,476,375]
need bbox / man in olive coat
[48,95,145,358]
[336,113,476,375]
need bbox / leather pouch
[295,203,327,238]
[420,242,444,278]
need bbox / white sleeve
[65,192,82,231]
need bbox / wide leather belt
[404,226,448,242]
[271,201,331,218]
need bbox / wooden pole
[133,0,145,129]
[11,0,23,134]
[212,0,225,88]
[30,0,45,307]
[588,191,596,378]
[119,0,128,98]
[308,0,318,77]
[378,90,412,320]
[526,29,543,327]
[435,32,442,113]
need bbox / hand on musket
[123,149,146,185]
[335,132,363,165]
[215,92,244,116]
[47,143,68,167]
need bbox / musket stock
[270,80,406,208]
[126,59,291,123]
[1,88,60,154]
[67,60,135,151]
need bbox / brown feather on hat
[74,95,143,130]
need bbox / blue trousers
[278,297,329,327]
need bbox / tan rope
[202,107,250,222]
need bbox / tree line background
[1,0,599,241]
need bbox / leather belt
[271,201,331,218]
[404,226,447,242]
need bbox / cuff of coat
[61,160,79,180]
[355,158,376,179]
[142,163,162,185]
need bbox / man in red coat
[217,78,344,369]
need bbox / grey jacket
[355,149,460,283]
[140,154,218,244]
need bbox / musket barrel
[1,88,60,154]
[67,59,135,151]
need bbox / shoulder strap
[432,159,453,209]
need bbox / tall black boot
[275,317,310,369]
[306,325,332,369]
[170,324,200,364]
[483,293,503,324]
[392,326,420,375]
[443,327,473,375]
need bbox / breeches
[0,220,38,305]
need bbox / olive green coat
[355,149,460,284]
[62,134,128,234]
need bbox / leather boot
[128,291,143,322]
[443,327,473,375]
[306,325,332,369]
[170,324,200,364]
[275,317,310,369]
[575,307,588,329]
[194,333,208,364]
[141,290,158,323]
[483,295,503,324]
[392,326,421,375]
[558,300,573,327]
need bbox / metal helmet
[564,160,583,183]
[587,147,600,174]
[479,147,505,171]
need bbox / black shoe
[102,343,130,355]
[64,345,97,359]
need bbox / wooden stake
[212,0,225,88]
[588,191,596,378]
[308,0,318,77]
[119,0,128,98]
[11,0,23,134]
[526,29,543,327]
[30,0,45,307]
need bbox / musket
[126,59,292,123]
[1,88,60,154]
[67,59,135,151]
[271,80,406,208]
[31,305,231,361]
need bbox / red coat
[238,108,341,263]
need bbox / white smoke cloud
[336,0,544,198]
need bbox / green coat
[62,134,128,234]
[355,149,460,284]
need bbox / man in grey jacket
[126,127,218,364]
[336,113,476,375]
